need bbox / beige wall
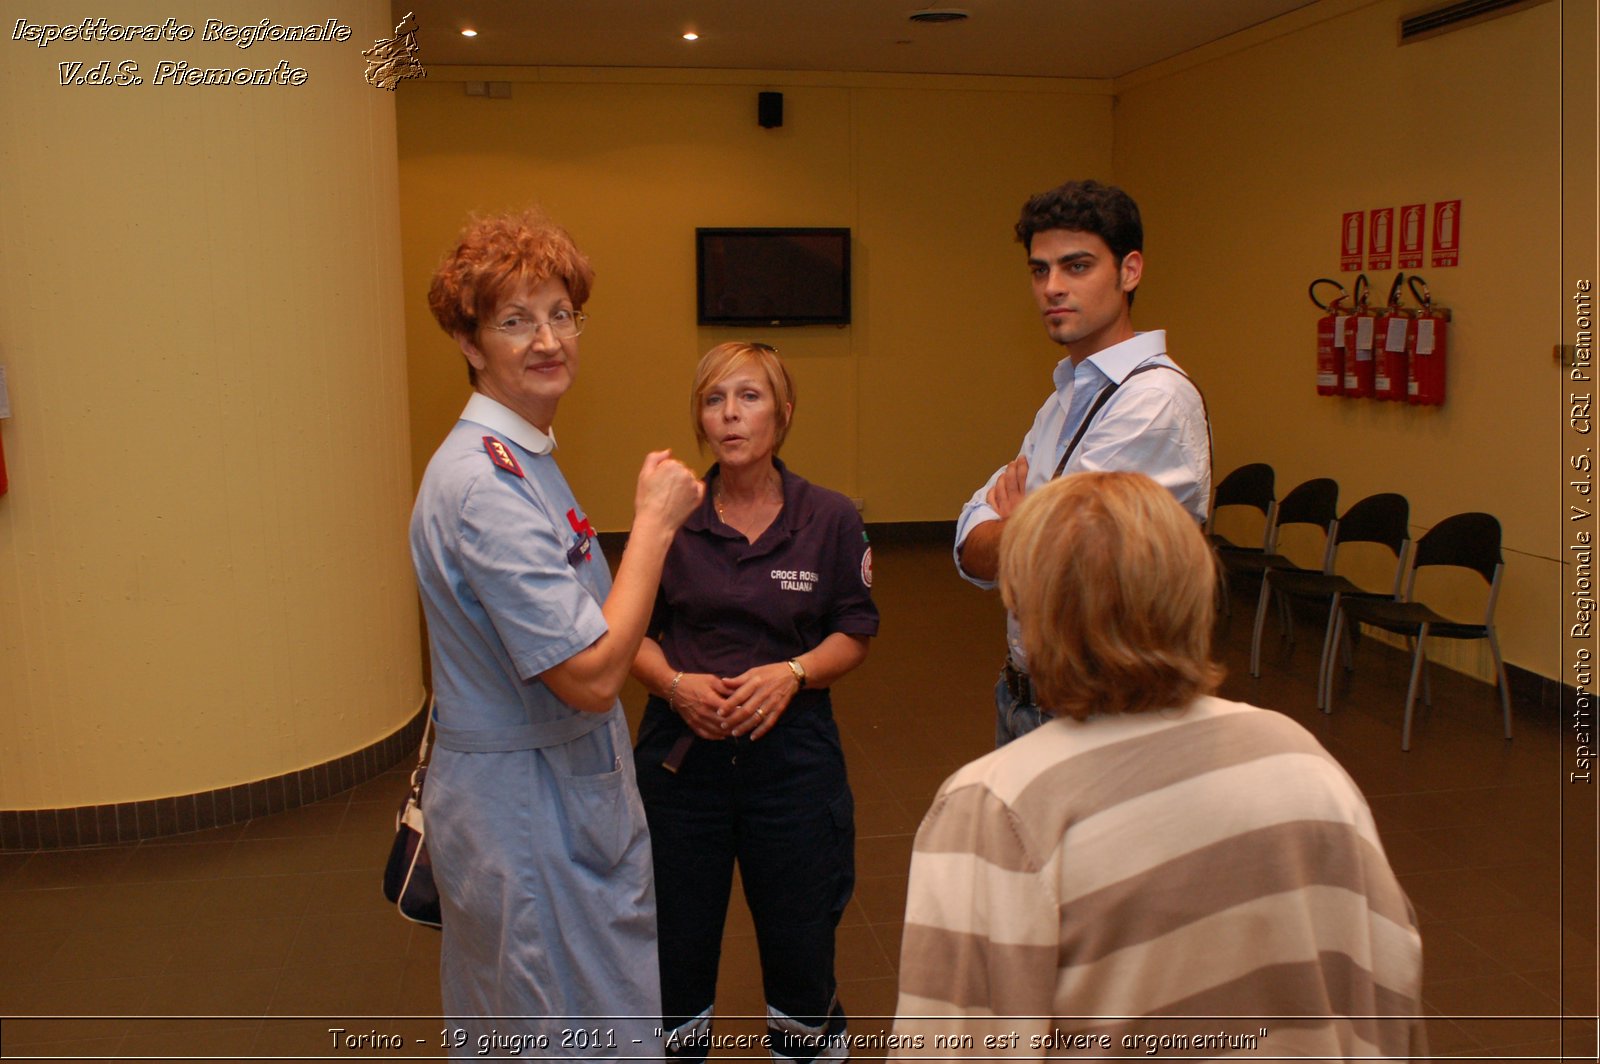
[397,23,1572,686]
[0,1,423,809]
[1,2,1574,814]
[398,69,1111,530]
[1112,0,1564,682]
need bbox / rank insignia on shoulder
[483,436,524,478]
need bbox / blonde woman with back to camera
[892,471,1424,1060]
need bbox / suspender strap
[1049,361,1190,476]
[1052,380,1120,478]
[1051,361,1214,481]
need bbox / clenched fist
[634,450,704,535]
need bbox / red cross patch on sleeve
[482,436,524,478]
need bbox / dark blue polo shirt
[648,459,878,681]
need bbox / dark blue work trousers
[634,692,854,1062]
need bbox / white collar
[459,392,556,456]
[1054,330,1168,390]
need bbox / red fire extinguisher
[1373,273,1411,402]
[1342,273,1377,399]
[1310,278,1348,397]
[1406,275,1449,406]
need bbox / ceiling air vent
[1399,0,1547,43]
[908,9,970,24]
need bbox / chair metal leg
[1317,595,1343,712]
[1421,643,1433,708]
[1249,577,1272,677]
[1278,591,1295,649]
[1401,624,1429,751]
[1489,630,1513,740]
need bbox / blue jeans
[995,672,1050,747]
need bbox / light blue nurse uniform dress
[410,393,663,1061]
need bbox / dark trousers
[635,695,854,1062]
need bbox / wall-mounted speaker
[758,91,783,129]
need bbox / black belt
[1002,659,1036,706]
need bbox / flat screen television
[696,227,851,327]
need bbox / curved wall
[0,0,423,815]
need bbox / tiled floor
[1,538,1595,1061]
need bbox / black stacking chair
[1330,511,1511,751]
[1223,476,1339,583]
[1206,463,1275,615]
[1228,476,1344,668]
[1206,463,1275,553]
[1247,493,1410,705]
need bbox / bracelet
[785,658,807,689]
[668,671,684,710]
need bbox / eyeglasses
[486,308,588,342]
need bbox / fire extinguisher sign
[1340,211,1365,272]
[1431,200,1462,267]
[1398,203,1426,269]
[1367,208,1394,270]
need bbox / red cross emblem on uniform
[482,436,524,478]
[566,508,594,564]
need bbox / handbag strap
[414,697,435,770]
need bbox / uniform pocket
[558,767,634,873]
[553,715,647,875]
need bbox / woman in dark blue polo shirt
[632,342,878,1063]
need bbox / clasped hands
[670,663,801,742]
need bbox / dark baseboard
[1225,572,1566,717]
[1508,662,1579,716]
[0,700,429,852]
[865,520,956,546]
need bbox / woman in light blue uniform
[410,210,702,1059]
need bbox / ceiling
[390,0,1324,81]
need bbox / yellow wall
[1113,0,1565,681]
[0,1,423,808]
[1,1,1574,815]
[391,1,1576,692]
[398,69,1111,530]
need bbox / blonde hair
[689,342,796,452]
[999,472,1223,720]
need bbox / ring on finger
[755,707,766,719]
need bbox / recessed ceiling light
[682,31,699,41]
[908,9,969,23]
[460,28,477,37]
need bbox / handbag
[382,703,442,928]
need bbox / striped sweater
[892,696,1425,1061]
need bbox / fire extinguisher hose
[1308,278,1347,310]
[1408,274,1433,308]
[1386,271,1406,308]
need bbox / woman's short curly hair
[999,471,1223,721]
[427,209,594,384]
